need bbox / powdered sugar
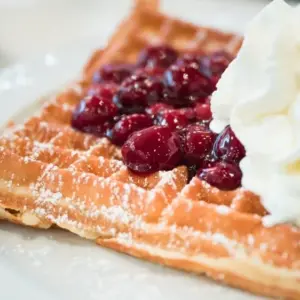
[215,205,230,215]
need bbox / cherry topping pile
[72,45,245,190]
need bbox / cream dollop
[210,0,300,226]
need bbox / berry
[134,67,165,78]
[161,88,182,107]
[200,51,233,78]
[176,53,202,68]
[80,122,114,137]
[197,161,242,190]
[93,64,134,84]
[137,45,178,69]
[194,103,212,122]
[164,64,214,106]
[156,109,190,131]
[87,82,118,100]
[193,95,211,104]
[113,74,163,114]
[178,107,196,121]
[183,124,216,166]
[72,95,118,132]
[146,103,173,117]
[108,114,153,145]
[122,126,182,173]
[208,50,233,76]
[198,154,218,169]
[213,126,246,163]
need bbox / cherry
[146,103,173,117]
[197,161,242,190]
[87,82,118,100]
[213,126,246,163]
[108,114,153,146]
[193,95,211,104]
[93,64,134,84]
[72,95,118,131]
[194,103,212,122]
[210,75,220,91]
[184,144,218,180]
[164,64,214,106]
[113,74,163,114]
[176,53,202,69]
[201,51,233,78]
[137,45,178,69]
[154,107,195,131]
[198,155,218,169]
[161,88,182,107]
[156,109,190,131]
[183,124,216,166]
[79,122,114,137]
[208,51,233,76]
[72,94,120,136]
[178,107,196,121]
[134,67,165,78]
[122,126,182,173]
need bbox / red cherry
[161,88,182,107]
[164,64,214,106]
[193,95,211,104]
[197,161,242,190]
[178,107,196,121]
[213,126,246,163]
[208,50,233,76]
[183,124,216,166]
[93,64,134,84]
[137,45,178,69]
[146,103,173,117]
[122,126,182,173]
[176,53,203,69]
[156,109,190,131]
[200,51,233,78]
[134,67,166,78]
[71,96,118,136]
[87,82,118,100]
[108,114,153,146]
[186,153,217,181]
[113,74,163,114]
[194,103,212,122]
[72,95,118,130]
[198,154,218,169]
[80,122,114,137]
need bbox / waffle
[1,2,300,299]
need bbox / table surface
[0,0,271,67]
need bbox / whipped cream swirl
[210,0,300,226]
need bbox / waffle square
[0,2,299,299]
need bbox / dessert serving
[0,0,299,299]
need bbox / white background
[0,0,271,66]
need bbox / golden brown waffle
[0,2,300,299]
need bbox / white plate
[0,3,268,300]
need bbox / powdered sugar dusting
[215,205,230,215]
[98,205,134,225]
[157,170,178,189]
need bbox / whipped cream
[210,0,300,226]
